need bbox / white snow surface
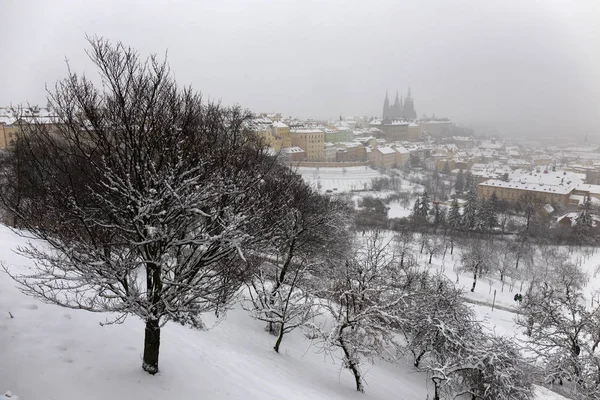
[0,225,428,400]
[0,224,569,399]
[296,166,383,193]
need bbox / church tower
[392,91,402,119]
[402,87,417,120]
[382,91,390,119]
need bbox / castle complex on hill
[382,88,417,120]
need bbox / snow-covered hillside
[0,225,567,399]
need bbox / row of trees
[275,232,534,399]
[412,188,501,234]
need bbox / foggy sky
[1,0,599,139]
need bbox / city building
[334,142,367,162]
[324,143,337,162]
[372,147,397,169]
[290,129,324,161]
[272,121,291,148]
[281,147,305,162]
[369,120,421,142]
[324,127,353,143]
[394,146,410,167]
[478,170,586,206]
[0,106,58,149]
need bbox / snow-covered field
[387,201,413,219]
[295,166,425,221]
[295,166,383,193]
[0,224,571,399]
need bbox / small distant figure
[514,293,523,302]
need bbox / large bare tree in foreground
[0,37,295,374]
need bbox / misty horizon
[1,0,599,139]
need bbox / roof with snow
[576,184,600,195]
[543,204,555,214]
[282,147,305,154]
[291,129,323,134]
[376,147,396,155]
[480,170,586,195]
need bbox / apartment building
[272,122,291,148]
[290,129,324,161]
[372,147,397,169]
[478,170,586,207]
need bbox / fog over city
[0,0,599,138]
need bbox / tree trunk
[429,253,433,264]
[143,317,161,374]
[471,266,478,292]
[414,350,425,367]
[432,379,440,400]
[450,238,454,255]
[339,336,363,393]
[143,261,163,375]
[273,323,285,353]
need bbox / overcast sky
[1,0,599,138]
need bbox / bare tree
[0,38,294,374]
[398,272,470,368]
[459,238,498,292]
[517,192,544,232]
[421,310,533,400]
[307,231,405,393]
[244,179,351,352]
[424,235,442,265]
[517,256,600,396]
[394,227,414,269]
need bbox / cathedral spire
[400,95,404,118]
[382,91,390,119]
[403,87,416,120]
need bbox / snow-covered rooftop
[376,147,396,155]
[291,129,323,134]
[394,146,410,154]
[282,146,305,154]
[479,170,586,195]
[576,184,600,194]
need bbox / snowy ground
[296,166,383,193]
[295,166,424,220]
[0,224,569,399]
[387,201,413,219]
